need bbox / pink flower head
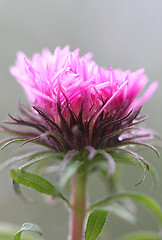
[8,46,158,153]
[10,46,157,125]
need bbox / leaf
[110,152,159,187]
[10,169,58,196]
[116,231,162,240]
[0,151,50,172]
[57,161,84,190]
[19,150,62,162]
[113,148,149,170]
[13,223,43,240]
[19,153,64,170]
[118,141,160,158]
[10,169,70,205]
[107,203,137,225]
[89,192,162,224]
[110,153,137,164]
[85,208,109,240]
[0,135,59,151]
[0,138,26,150]
[110,148,149,186]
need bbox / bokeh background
[0,1,162,239]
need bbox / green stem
[70,171,87,240]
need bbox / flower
[10,46,157,125]
[1,45,159,174]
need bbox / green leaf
[20,153,64,170]
[85,209,109,240]
[116,231,162,240]
[117,141,160,158]
[10,169,58,196]
[110,148,150,186]
[110,152,159,187]
[0,151,49,172]
[110,153,137,164]
[13,223,43,240]
[57,161,84,190]
[0,138,26,150]
[107,203,137,225]
[113,148,149,169]
[89,192,162,224]
[10,169,70,205]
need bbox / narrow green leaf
[114,148,149,170]
[10,169,58,196]
[0,139,26,150]
[110,153,137,164]
[107,203,137,225]
[117,231,162,240]
[10,169,70,205]
[17,150,60,162]
[20,153,64,170]
[110,148,148,186]
[0,151,46,172]
[13,223,43,240]
[110,152,159,187]
[118,141,160,158]
[89,192,162,224]
[57,161,84,190]
[0,137,20,146]
[85,209,108,240]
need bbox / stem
[69,171,87,240]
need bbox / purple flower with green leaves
[0,46,161,240]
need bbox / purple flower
[1,46,159,176]
[10,46,157,126]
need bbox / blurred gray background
[0,0,162,239]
